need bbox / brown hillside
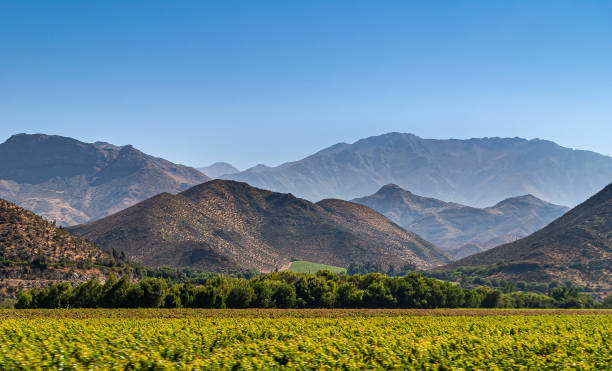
[0,198,105,262]
[69,180,450,272]
[317,199,446,265]
[0,198,109,298]
[443,183,612,294]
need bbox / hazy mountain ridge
[224,132,612,208]
[68,180,450,272]
[443,183,612,295]
[353,184,569,258]
[0,134,210,226]
[197,162,239,178]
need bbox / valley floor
[1,309,611,369]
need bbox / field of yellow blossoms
[0,309,610,370]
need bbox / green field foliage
[0,309,610,369]
[288,260,347,274]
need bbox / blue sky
[1,1,611,169]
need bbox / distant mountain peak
[353,185,569,258]
[490,194,566,210]
[7,132,44,140]
[0,133,210,225]
[225,131,612,207]
[197,162,239,178]
[365,184,448,206]
[248,164,274,172]
[379,183,405,191]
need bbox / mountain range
[224,132,612,208]
[1,131,611,298]
[444,182,612,295]
[0,134,210,226]
[353,184,569,259]
[67,180,450,272]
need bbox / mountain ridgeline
[443,182,612,295]
[67,180,450,272]
[197,162,239,178]
[224,133,612,208]
[0,134,210,226]
[353,184,569,258]
[2,131,611,297]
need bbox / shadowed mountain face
[353,184,569,259]
[224,132,612,208]
[0,134,210,226]
[444,183,612,294]
[197,162,239,178]
[68,180,450,272]
[0,198,109,298]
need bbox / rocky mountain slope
[0,198,109,298]
[224,132,612,207]
[68,180,450,272]
[197,162,239,178]
[443,183,612,295]
[0,134,210,225]
[353,184,569,258]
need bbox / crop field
[0,309,610,370]
[288,260,347,274]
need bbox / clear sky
[1,1,611,169]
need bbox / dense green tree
[294,275,336,308]
[194,286,226,308]
[15,290,33,309]
[164,288,182,308]
[226,279,254,308]
[101,275,131,307]
[251,280,274,308]
[70,278,103,308]
[478,287,502,308]
[463,289,482,308]
[38,282,72,308]
[603,295,612,309]
[443,282,466,308]
[178,283,196,308]
[139,278,168,308]
[335,282,364,308]
[364,279,396,308]
[272,282,297,308]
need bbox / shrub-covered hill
[0,198,111,298]
[0,198,106,263]
[441,183,612,296]
[68,180,450,272]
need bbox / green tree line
[16,270,605,309]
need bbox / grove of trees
[15,270,601,309]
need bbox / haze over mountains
[1,130,611,297]
[224,132,612,208]
[445,183,612,295]
[197,162,239,179]
[353,184,569,259]
[0,134,210,226]
[68,180,450,272]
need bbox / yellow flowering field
[0,309,610,369]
